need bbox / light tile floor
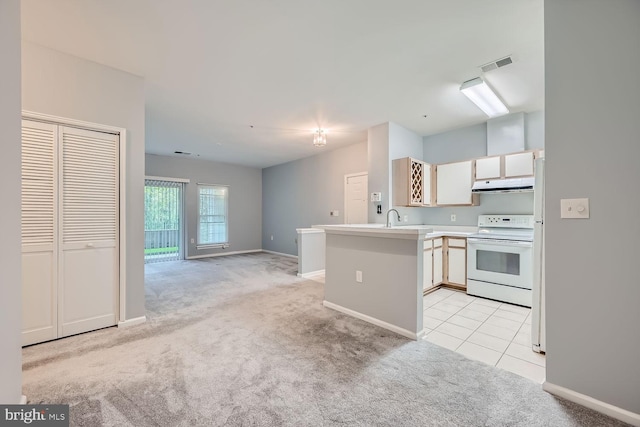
[423,288,546,383]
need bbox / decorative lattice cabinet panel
[393,157,433,207]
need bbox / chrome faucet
[386,209,401,228]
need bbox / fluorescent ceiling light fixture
[460,77,509,117]
[313,129,327,147]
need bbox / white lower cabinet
[445,238,467,288]
[424,236,466,292]
[433,240,443,286]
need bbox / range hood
[472,177,534,193]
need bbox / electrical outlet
[355,270,363,283]
[190,238,195,244]
[403,215,409,222]
[270,235,274,240]
[451,214,457,222]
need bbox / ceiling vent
[480,56,513,73]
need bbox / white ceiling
[21,0,544,168]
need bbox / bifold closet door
[21,120,58,346]
[59,126,119,337]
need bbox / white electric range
[466,215,534,307]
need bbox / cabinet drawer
[447,238,466,248]
[433,238,443,248]
[423,239,433,250]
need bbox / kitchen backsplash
[419,192,534,226]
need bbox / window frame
[196,183,229,249]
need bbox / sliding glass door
[144,179,184,263]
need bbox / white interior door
[345,173,368,224]
[21,120,58,346]
[59,126,119,337]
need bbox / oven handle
[467,238,533,247]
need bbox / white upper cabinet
[475,156,501,180]
[436,160,479,206]
[504,151,535,177]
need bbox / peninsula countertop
[312,224,477,239]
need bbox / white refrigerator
[532,157,545,353]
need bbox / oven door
[467,238,533,289]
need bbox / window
[197,184,228,248]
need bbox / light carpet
[22,252,628,426]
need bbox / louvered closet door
[21,120,58,346]
[59,126,119,337]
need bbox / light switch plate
[561,198,590,219]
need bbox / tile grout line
[427,291,498,352]
[426,290,546,380]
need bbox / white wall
[145,154,262,258]
[0,0,23,405]
[262,141,368,255]
[22,42,146,319]
[545,0,640,416]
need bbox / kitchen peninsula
[314,224,476,340]
[314,224,431,340]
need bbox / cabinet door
[475,156,501,180]
[436,160,475,205]
[423,248,433,291]
[505,152,534,177]
[393,157,425,206]
[409,159,425,205]
[433,246,443,285]
[448,247,467,286]
[423,163,432,206]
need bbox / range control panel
[477,215,534,229]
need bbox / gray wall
[145,154,262,257]
[368,123,391,223]
[419,111,544,226]
[262,142,368,255]
[388,122,426,225]
[369,121,425,225]
[324,233,422,335]
[0,0,23,405]
[525,110,545,150]
[423,122,487,164]
[545,0,640,415]
[22,42,146,319]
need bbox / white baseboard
[297,269,325,279]
[323,300,420,341]
[186,249,261,260]
[117,316,147,329]
[262,250,298,259]
[20,395,27,404]
[543,381,640,426]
